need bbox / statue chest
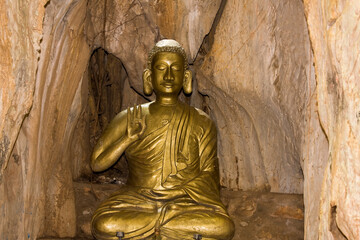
[145,113,173,132]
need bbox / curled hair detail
[147,45,188,70]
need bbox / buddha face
[151,52,185,96]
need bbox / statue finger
[137,105,142,119]
[131,104,137,123]
[132,104,136,120]
[127,107,131,126]
[141,114,147,127]
[139,120,146,136]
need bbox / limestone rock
[22,0,91,237]
[0,0,47,238]
[302,89,329,240]
[0,0,221,238]
[0,0,47,178]
[2,0,359,239]
[222,190,304,240]
[197,0,311,193]
[143,0,222,62]
[304,0,360,239]
[1,0,91,238]
[86,0,221,94]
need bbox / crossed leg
[91,191,234,240]
[161,211,234,240]
[92,209,159,240]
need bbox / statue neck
[155,95,179,106]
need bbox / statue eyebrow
[155,60,182,65]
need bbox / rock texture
[1,0,360,239]
[197,0,311,193]
[304,0,360,239]
[86,0,221,95]
[11,0,91,238]
[0,0,47,238]
[0,0,220,238]
[302,88,329,240]
[0,0,46,178]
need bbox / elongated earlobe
[143,69,153,95]
[183,70,192,94]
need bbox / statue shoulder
[188,107,217,142]
[193,107,212,121]
[192,107,216,129]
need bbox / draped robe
[91,103,234,240]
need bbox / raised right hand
[126,105,146,142]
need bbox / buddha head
[143,39,192,97]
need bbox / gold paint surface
[91,40,234,240]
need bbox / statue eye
[155,64,166,70]
[171,65,181,71]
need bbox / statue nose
[164,68,174,81]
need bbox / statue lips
[161,81,177,88]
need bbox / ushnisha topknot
[147,39,188,70]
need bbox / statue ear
[183,70,192,94]
[143,69,153,95]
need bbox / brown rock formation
[197,0,310,193]
[304,0,360,239]
[0,0,47,178]
[0,0,359,239]
[0,0,220,238]
[0,0,47,238]
[86,0,221,94]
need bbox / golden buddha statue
[90,39,235,240]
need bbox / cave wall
[304,0,360,239]
[0,0,46,180]
[0,0,47,238]
[85,0,221,93]
[0,0,359,239]
[3,0,91,237]
[197,0,310,193]
[0,0,221,238]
